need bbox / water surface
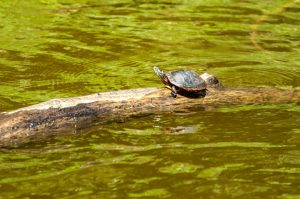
[0,0,300,198]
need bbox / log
[0,86,299,146]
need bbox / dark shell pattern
[166,70,206,91]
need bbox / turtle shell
[166,70,206,91]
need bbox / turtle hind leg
[171,86,177,98]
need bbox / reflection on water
[1,106,300,198]
[0,0,300,198]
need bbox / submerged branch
[250,0,299,51]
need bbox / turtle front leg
[171,86,177,98]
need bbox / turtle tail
[153,66,164,80]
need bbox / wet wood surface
[0,86,299,146]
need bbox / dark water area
[0,0,300,198]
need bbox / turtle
[200,72,224,89]
[153,66,207,98]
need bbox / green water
[1,0,300,198]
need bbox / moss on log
[0,86,299,146]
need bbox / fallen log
[0,86,299,146]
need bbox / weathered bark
[0,86,299,146]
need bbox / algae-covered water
[1,0,300,198]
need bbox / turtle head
[153,66,165,79]
[200,73,224,89]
